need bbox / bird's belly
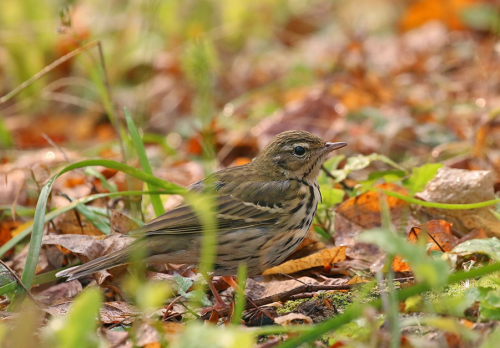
[212,182,321,274]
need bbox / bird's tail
[56,249,130,281]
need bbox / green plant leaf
[74,203,110,235]
[172,321,254,348]
[124,108,165,216]
[173,274,211,307]
[44,287,103,348]
[319,187,344,207]
[84,167,117,192]
[451,238,500,262]
[331,153,406,183]
[359,169,406,191]
[403,163,442,195]
[378,188,500,209]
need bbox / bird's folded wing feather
[127,178,302,237]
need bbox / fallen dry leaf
[254,86,346,148]
[100,301,139,325]
[135,322,161,347]
[110,210,140,235]
[103,329,132,348]
[42,233,132,283]
[44,301,137,325]
[53,211,104,236]
[417,167,500,237]
[42,233,132,262]
[35,280,82,305]
[425,219,459,252]
[262,246,346,275]
[274,313,313,326]
[458,228,488,243]
[259,277,320,299]
[392,220,458,272]
[335,183,418,262]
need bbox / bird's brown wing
[127,178,302,237]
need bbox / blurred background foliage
[0,0,406,149]
[2,0,500,164]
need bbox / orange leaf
[400,0,477,32]
[336,183,408,230]
[263,246,346,275]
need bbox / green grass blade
[277,262,500,348]
[0,190,154,258]
[231,263,247,325]
[380,189,500,209]
[10,159,185,307]
[124,108,165,216]
[74,202,111,235]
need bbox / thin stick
[245,283,353,310]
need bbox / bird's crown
[254,130,346,181]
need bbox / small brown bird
[57,130,347,282]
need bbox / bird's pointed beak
[324,142,348,153]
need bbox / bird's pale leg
[200,272,231,313]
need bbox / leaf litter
[4,2,500,347]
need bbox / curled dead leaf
[263,246,346,275]
[417,167,500,237]
[274,313,313,326]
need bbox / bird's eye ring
[293,146,306,157]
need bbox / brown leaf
[100,301,138,325]
[45,300,137,325]
[336,183,408,229]
[392,255,412,273]
[135,322,161,347]
[103,329,131,348]
[42,233,132,263]
[417,167,500,237]
[259,277,320,299]
[254,86,345,148]
[262,246,346,275]
[335,183,416,262]
[53,211,104,237]
[110,210,140,235]
[35,280,82,305]
[458,228,488,244]
[274,313,313,326]
[0,220,23,257]
[425,220,459,252]
[392,220,458,272]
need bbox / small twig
[278,273,308,285]
[246,277,415,310]
[245,283,353,309]
[162,296,183,321]
[0,259,41,309]
[321,165,352,190]
[425,231,446,253]
[413,226,446,253]
[321,165,337,181]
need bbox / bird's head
[255,130,347,181]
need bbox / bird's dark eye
[293,146,306,156]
